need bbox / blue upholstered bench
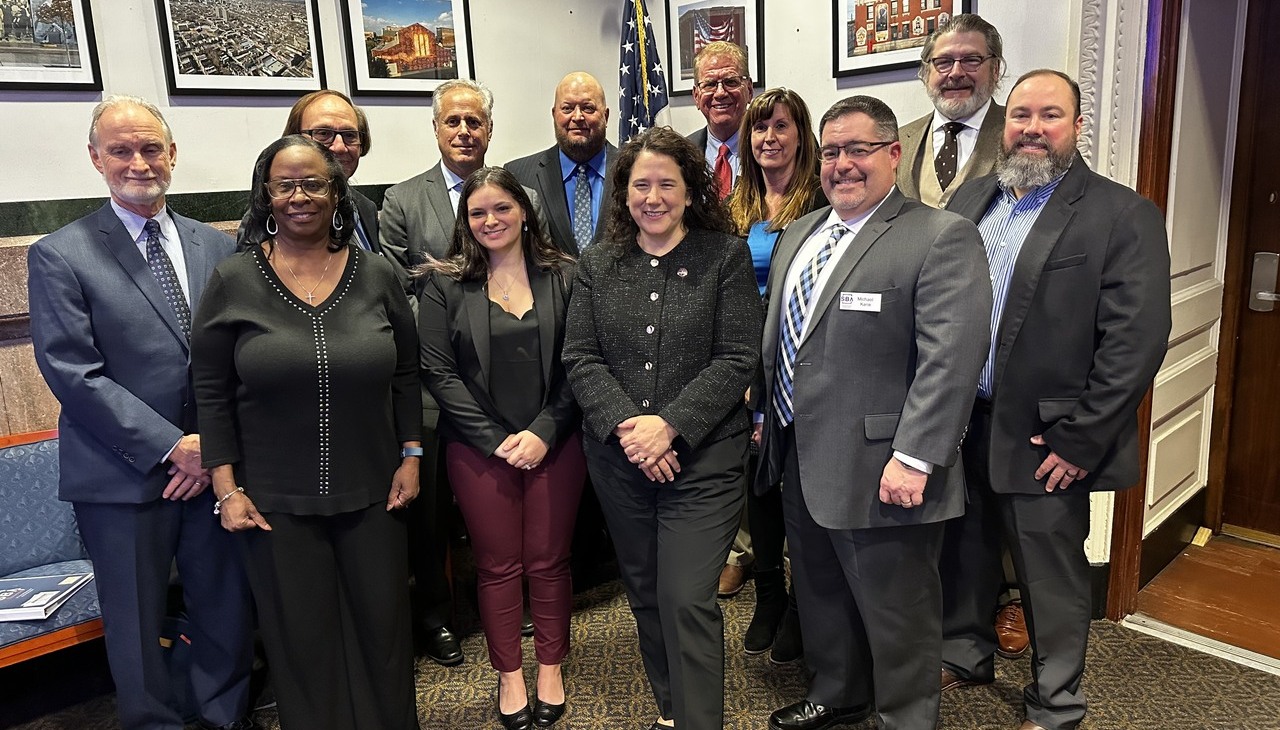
[0,432,103,667]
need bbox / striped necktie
[773,224,847,426]
[143,219,191,340]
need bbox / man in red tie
[686,40,753,202]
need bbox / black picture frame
[832,0,970,78]
[665,0,764,97]
[153,0,327,96]
[0,0,102,91]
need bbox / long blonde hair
[726,88,821,236]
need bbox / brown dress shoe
[940,667,992,692]
[717,563,748,598]
[996,601,1030,659]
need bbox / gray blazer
[946,155,1171,494]
[756,190,992,530]
[27,203,235,503]
[897,103,1005,206]
[505,142,618,255]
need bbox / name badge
[840,292,882,312]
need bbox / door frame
[1105,0,1183,620]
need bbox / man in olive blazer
[759,96,990,730]
[939,70,1171,730]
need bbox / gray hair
[433,79,494,124]
[917,13,1006,84]
[819,96,899,142]
[88,95,173,146]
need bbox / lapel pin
[676,267,688,278]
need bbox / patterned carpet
[7,579,1280,729]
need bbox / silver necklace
[273,242,335,305]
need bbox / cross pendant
[305,292,316,305]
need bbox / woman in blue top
[724,87,824,661]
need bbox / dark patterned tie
[572,164,593,251]
[144,219,191,339]
[773,224,847,426]
[934,121,965,191]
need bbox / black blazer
[419,261,579,455]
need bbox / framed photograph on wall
[0,0,102,91]
[665,0,764,97]
[339,0,474,96]
[833,0,970,77]
[154,0,326,95]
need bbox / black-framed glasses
[695,75,748,93]
[301,128,362,147]
[818,140,894,163]
[924,54,996,73]
[264,178,332,199]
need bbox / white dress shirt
[112,200,191,307]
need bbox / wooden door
[1221,0,1280,541]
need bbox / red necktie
[714,144,733,201]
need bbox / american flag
[692,12,736,55]
[618,0,668,143]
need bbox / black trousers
[585,432,746,730]
[781,428,944,730]
[407,415,454,631]
[242,502,420,730]
[941,403,1092,730]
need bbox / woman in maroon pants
[418,167,585,730]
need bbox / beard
[106,175,170,208]
[555,125,607,163]
[995,134,1077,191]
[927,75,996,119]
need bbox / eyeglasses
[264,177,332,199]
[924,54,996,73]
[818,141,894,163]
[300,128,362,147]
[695,75,748,93]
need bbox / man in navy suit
[28,96,255,730]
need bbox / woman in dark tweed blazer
[562,127,763,730]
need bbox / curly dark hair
[242,135,356,252]
[417,167,573,282]
[602,126,732,251]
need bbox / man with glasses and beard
[897,14,1006,208]
[940,70,1171,730]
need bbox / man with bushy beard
[896,14,1006,208]
[940,70,1171,730]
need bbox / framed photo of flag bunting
[665,0,764,97]
[833,0,971,77]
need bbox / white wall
[0,0,1075,205]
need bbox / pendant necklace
[273,241,335,305]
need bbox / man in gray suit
[506,71,617,254]
[896,14,1006,208]
[758,96,991,730]
[27,96,255,730]
[941,70,1171,730]
[687,40,753,202]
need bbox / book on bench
[0,572,94,622]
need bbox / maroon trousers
[446,431,587,671]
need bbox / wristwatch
[400,446,424,458]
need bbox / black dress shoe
[423,624,464,666]
[532,696,565,727]
[768,699,872,730]
[499,704,534,730]
[199,718,259,730]
[522,611,535,638]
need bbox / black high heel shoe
[497,676,533,730]
[532,695,566,727]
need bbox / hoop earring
[332,210,344,230]
[265,214,278,236]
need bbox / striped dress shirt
[977,173,1066,399]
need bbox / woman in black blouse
[192,136,421,730]
[562,127,763,730]
[418,167,584,730]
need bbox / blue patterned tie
[572,164,593,251]
[773,224,847,426]
[144,219,191,339]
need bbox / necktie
[934,121,965,191]
[714,143,733,201]
[143,219,191,339]
[572,163,593,251]
[773,224,847,426]
[353,213,373,251]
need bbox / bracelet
[213,487,244,516]
[400,446,424,458]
